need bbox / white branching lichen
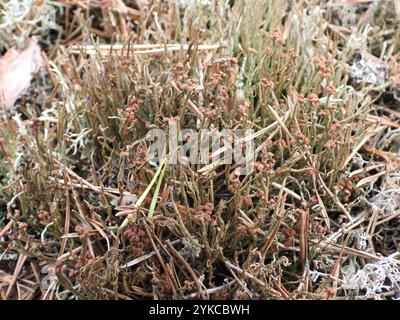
[367,173,400,217]
[349,55,389,85]
[0,0,58,48]
[311,253,400,300]
[340,253,400,300]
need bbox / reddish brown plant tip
[307,93,320,106]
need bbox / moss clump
[1,0,400,300]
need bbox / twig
[166,240,207,300]
[69,43,225,56]
[141,218,178,299]
[184,280,236,299]
[224,261,282,298]
[119,239,181,269]
[317,173,353,221]
[0,220,13,238]
[5,254,27,299]
[299,209,309,272]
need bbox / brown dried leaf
[0,38,43,110]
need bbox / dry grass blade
[299,209,309,272]
[69,43,225,56]
[5,254,27,299]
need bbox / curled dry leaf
[0,38,43,110]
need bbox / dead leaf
[0,38,43,110]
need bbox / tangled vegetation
[0,0,400,300]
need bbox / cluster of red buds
[228,170,241,193]
[174,62,198,93]
[71,260,83,279]
[318,121,343,149]
[123,96,143,122]
[175,202,215,223]
[282,227,296,248]
[307,93,320,106]
[177,77,199,93]
[159,272,174,294]
[318,108,330,117]
[216,85,230,106]
[297,94,305,104]
[329,122,342,135]
[320,287,336,300]
[241,195,253,207]
[22,118,41,129]
[175,62,185,72]
[260,78,274,88]
[208,70,223,86]
[234,289,250,300]
[36,209,53,225]
[213,289,229,300]
[311,220,328,237]
[295,131,310,146]
[323,140,336,149]
[194,202,214,221]
[184,280,195,292]
[325,85,336,95]
[236,224,249,238]
[235,100,250,121]
[75,225,91,239]
[122,58,132,69]
[51,261,67,277]
[124,223,150,256]
[83,251,95,266]
[207,57,237,86]
[199,107,217,119]
[17,222,28,231]
[185,78,199,93]
[255,150,276,173]
[72,251,95,274]
[316,57,332,79]
[288,48,298,60]
[334,180,353,203]
[272,28,284,45]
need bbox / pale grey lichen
[340,253,400,300]
[348,55,389,86]
[310,253,400,300]
[0,0,59,49]
[181,237,202,260]
[366,173,400,217]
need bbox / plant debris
[0,0,400,301]
[0,38,43,110]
